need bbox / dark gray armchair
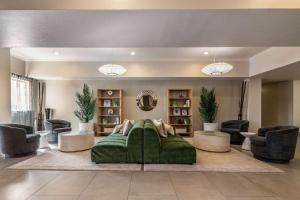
[0,124,40,158]
[221,120,249,144]
[251,126,299,163]
[44,119,72,143]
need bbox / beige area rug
[8,150,142,171]
[8,148,283,172]
[8,136,283,172]
[143,148,283,172]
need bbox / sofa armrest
[26,133,41,143]
[221,128,240,135]
[251,136,266,146]
[44,121,54,131]
[54,127,72,133]
[221,121,234,128]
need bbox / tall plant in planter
[74,84,96,132]
[199,87,219,131]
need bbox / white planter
[79,122,93,132]
[203,122,218,132]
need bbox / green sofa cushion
[91,120,145,164]
[159,135,196,164]
[143,119,161,164]
[91,133,127,163]
[126,120,144,163]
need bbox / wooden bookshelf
[167,89,193,136]
[96,89,123,136]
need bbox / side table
[240,132,257,151]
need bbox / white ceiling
[11,47,268,62]
[1,10,300,48]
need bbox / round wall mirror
[136,90,158,111]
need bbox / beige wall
[0,48,11,123]
[262,81,293,127]
[27,61,249,79]
[10,56,26,75]
[293,80,300,128]
[45,79,243,131]
[247,78,262,132]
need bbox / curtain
[11,73,45,130]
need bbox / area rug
[143,148,283,172]
[8,148,283,172]
[8,150,142,171]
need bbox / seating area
[1,3,300,200]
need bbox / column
[0,48,11,123]
[247,78,262,132]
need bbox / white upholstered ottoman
[58,131,94,152]
[194,131,230,152]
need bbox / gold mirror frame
[136,90,158,111]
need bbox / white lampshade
[98,64,127,76]
[202,62,233,75]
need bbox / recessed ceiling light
[130,51,135,56]
[203,51,209,55]
[54,51,60,56]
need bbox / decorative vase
[79,122,93,132]
[203,122,218,132]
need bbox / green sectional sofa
[91,120,144,163]
[91,119,196,164]
[144,119,196,164]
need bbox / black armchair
[221,120,249,144]
[251,126,299,163]
[0,124,40,158]
[44,119,72,143]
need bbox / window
[11,76,31,111]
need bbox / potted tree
[74,84,96,132]
[199,87,219,131]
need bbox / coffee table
[36,131,51,149]
[58,131,95,152]
[194,131,230,152]
[240,132,257,151]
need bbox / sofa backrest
[126,120,145,163]
[143,119,161,163]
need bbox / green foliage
[74,84,96,123]
[199,87,218,123]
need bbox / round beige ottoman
[194,131,230,152]
[58,131,95,152]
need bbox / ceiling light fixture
[130,51,135,56]
[202,62,233,76]
[98,48,127,76]
[98,64,127,76]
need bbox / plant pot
[203,122,218,132]
[79,122,93,132]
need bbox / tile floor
[0,140,299,200]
